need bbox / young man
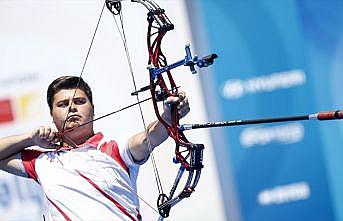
[0,76,190,220]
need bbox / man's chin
[65,122,80,130]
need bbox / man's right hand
[30,126,60,149]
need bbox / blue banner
[187,0,343,220]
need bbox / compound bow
[105,0,217,218]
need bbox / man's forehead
[54,89,87,100]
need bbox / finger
[178,97,190,117]
[38,126,45,138]
[43,127,51,139]
[164,96,180,105]
[56,132,64,143]
[178,101,190,112]
[177,97,189,109]
[47,129,56,141]
[178,91,186,100]
[32,127,40,137]
[52,136,63,145]
[178,106,190,117]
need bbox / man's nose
[69,105,78,113]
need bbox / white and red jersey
[20,132,142,221]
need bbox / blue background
[187,0,343,220]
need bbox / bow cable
[110,5,164,198]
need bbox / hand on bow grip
[162,91,190,123]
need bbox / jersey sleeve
[14,152,28,177]
[120,142,149,167]
[119,143,142,188]
[99,141,130,173]
[99,139,142,186]
[21,149,43,181]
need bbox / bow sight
[131,44,218,97]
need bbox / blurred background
[0,0,343,220]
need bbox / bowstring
[61,3,106,133]
[111,7,164,197]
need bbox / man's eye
[74,98,86,105]
[57,101,69,107]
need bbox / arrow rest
[131,84,179,102]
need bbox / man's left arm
[128,92,190,162]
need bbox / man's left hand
[162,91,190,122]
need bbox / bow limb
[144,4,206,218]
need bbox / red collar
[82,132,104,148]
[57,132,104,151]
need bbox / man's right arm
[0,154,28,177]
[0,134,34,161]
[0,126,58,176]
[0,133,34,177]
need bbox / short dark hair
[47,76,93,113]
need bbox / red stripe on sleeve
[21,149,43,181]
[100,141,129,174]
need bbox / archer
[0,75,190,221]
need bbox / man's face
[51,89,94,135]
